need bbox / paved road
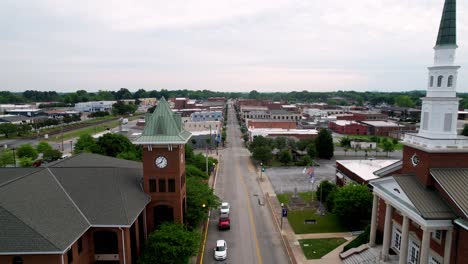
[202,103,289,264]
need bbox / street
[202,103,289,264]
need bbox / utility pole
[61,126,64,151]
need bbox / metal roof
[394,175,456,220]
[134,97,191,144]
[431,168,468,218]
[0,153,150,254]
[436,0,457,46]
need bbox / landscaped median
[299,238,347,259]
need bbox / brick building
[328,120,368,135]
[0,98,192,264]
[246,119,297,129]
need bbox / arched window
[448,75,454,87]
[437,76,443,87]
[430,76,434,87]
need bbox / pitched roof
[394,175,456,219]
[431,168,468,218]
[436,0,457,46]
[134,97,191,144]
[0,153,149,254]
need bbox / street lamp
[260,162,263,180]
[280,203,284,230]
[69,141,73,153]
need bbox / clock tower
[134,97,191,232]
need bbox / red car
[218,213,230,230]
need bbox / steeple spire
[436,0,456,47]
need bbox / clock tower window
[448,75,453,87]
[149,179,156,192]
[168,179,176,192]
[158,179,166,192]
[437,75,443,87]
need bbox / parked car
[218,213,230,230]
[220,202,230,214]
[214,240,227,260]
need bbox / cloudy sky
[1,0,468,93]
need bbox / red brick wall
[402,146,468,186]
[143,145,186,233]
[0,255,62,264]
[453,227,468,263]
[328,122,367,135]
[248,120,296,129]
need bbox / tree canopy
[315,129,334,159]
[333,184,373,224]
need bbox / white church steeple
[404,0,468,149]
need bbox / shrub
[343,225,370,252]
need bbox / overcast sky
[1,0,468,93]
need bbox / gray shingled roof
[394,175,456,220]
[0,153,150,254]
[431,168,468,218]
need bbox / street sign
[282,208,288,217]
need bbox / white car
[214,240,227,260]
[220,202,230,214]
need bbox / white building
[74,101,116,113]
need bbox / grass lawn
[277,192,314,205]
[47,119,121,142]
[299,238,347,259]
[288,209,347,234]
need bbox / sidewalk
[253,160,353,264]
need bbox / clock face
[411,154,420,167]
[155,156,168,168]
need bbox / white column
[399,215,410,264]
[420,227,431,264]
[444,229,453,264]
[369,193,379,247]
[381,202,393,261]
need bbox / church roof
[134,97,191,144]
[0,153,149,254]
[432,168,468,218]
[436,0,457,46]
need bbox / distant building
[360,120,405,137]
[190,111,223,122]
[74,101,116,113]
[328,120,368,135]
[246,119,297,129]
[248,128,318,141]
[335,159,400,186]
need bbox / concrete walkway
[253,160,354,264]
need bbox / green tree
[296,155,312,166]
[116,151,140,161]
[0,150,15,167]
[462,124,468,136]
[339,137,351,148]
[248,136,273,152]
[252,146,273,164]
[16,124,32,136]
[333,184,373,223]
[36,141,53,154]
[185,164,209,179]
[394,95,415,108]
[138,223,201,264]
[19,157,34,167]
[112,101,137,115]
[274,137,287,150]
[0,123,18,138]
[185,177,220,228]
[278,149,292,165]
[74,134,99,154]
[316,181,337,203]
[315,129,334,159]
[297,138,315,151]
[17,144,38,160]
[115,88,133,100]
[96,133,136,157]
[381,139,395,157]
[306,143,317,158]
[43,148,62,162]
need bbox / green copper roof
[134,97,191,144]
[436,0,456,46]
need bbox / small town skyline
[2,0,468,93]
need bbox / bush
[17,144,38,160]
[296,155,312,166]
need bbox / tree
[115,88,133,100]
[248,136,273,152]
[0,123,17,138]
[185,164,209,179]
[138,223,201,264]
[185,177,220,228]
[296,155,312,166]
[315,129,334,159]
[252,146,273,164]
[278,149,292,165]
[394,95,415,108]
[274,137,287,150]
[16,124,32,136]
[43,148,62,162]
[96,133,136,157]
[116,151,140,161]
[462,124,468,136]
[333,184,373,224]
[74,134,99,154]
[0,150,15,167]
[112,101,137,115]
[36,141,53,154]
[306,143,317,158]
[339,137,351,148]
[16,144,38,160]
[316,181,337,203]
[381,139,395,157]
[297,138,315,151]
[19,157,34,167]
